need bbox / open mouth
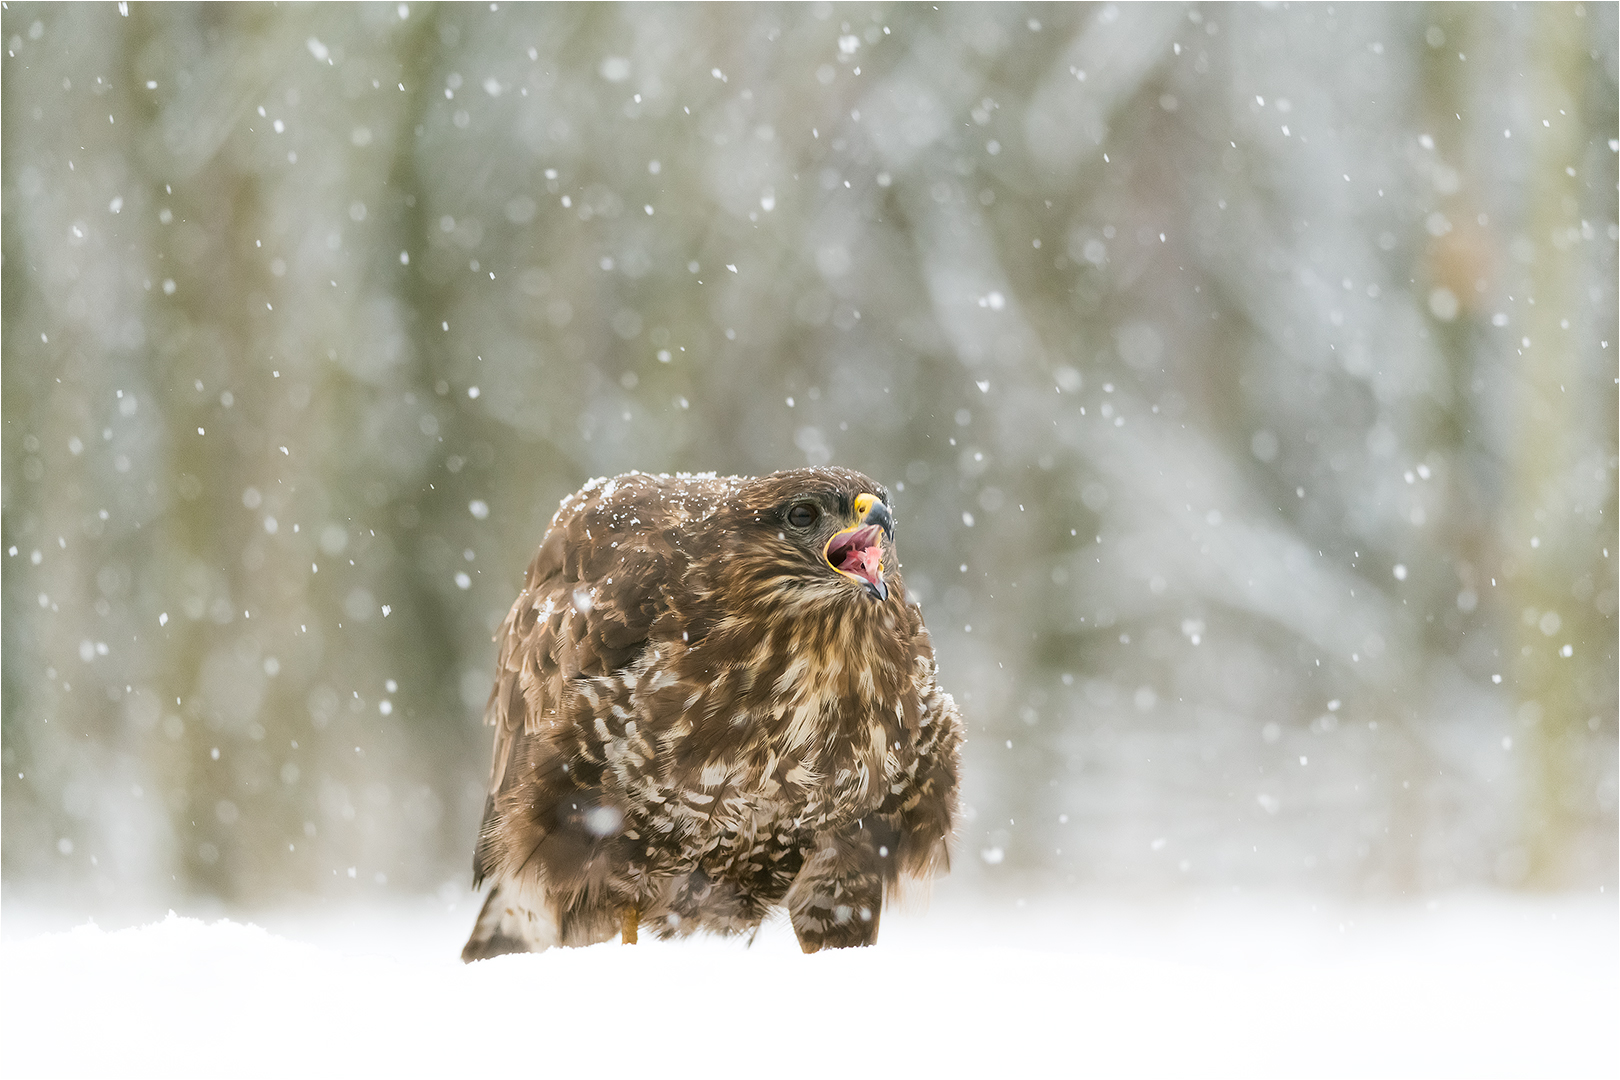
[825,523,886,598]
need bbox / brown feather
[462,468,963,959]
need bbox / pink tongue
[839,544,882,582]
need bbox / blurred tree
[1509,1,1611,888]
[3,2,1613,908]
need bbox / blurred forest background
[3,2,1615,913]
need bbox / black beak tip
[868,501,895,541]
[864,578,888,601]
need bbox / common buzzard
[462,467,963,958]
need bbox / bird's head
[729,467,899,604]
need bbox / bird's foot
[620,904,639,944]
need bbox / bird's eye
[787,502,819,528]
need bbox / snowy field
[2,891,1614,1079]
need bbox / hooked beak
[824,493,892,600]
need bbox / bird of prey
[462,466,963,958]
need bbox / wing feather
[479,473,700,795]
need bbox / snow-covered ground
[2,891,1614,1079]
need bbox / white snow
[2,893,1612,1078]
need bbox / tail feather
[461,878,560,962]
